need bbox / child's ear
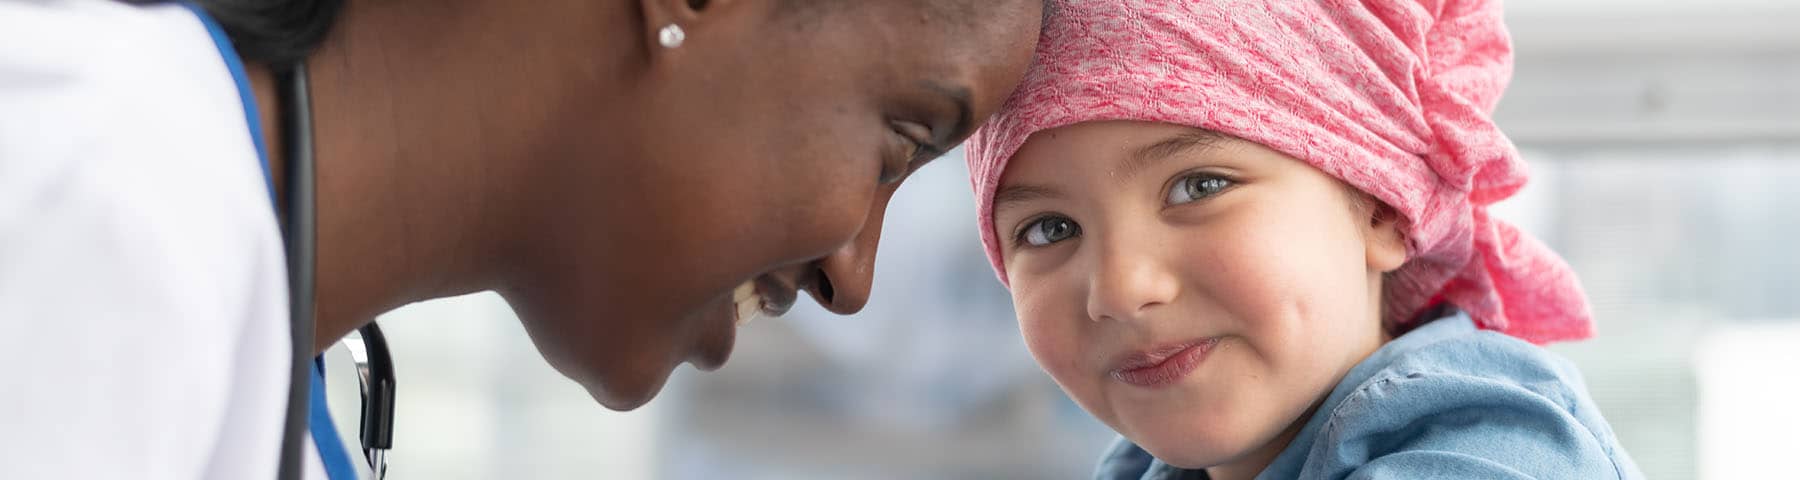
[1363,199,1407,274]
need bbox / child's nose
[1084,233,1180,323]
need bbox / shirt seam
[1323,368,1626,480]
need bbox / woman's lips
[696,276,796,370]
[1110,338,1220,387]
[730,275,798,326]
[732,281,763,326]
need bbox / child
[965,0,1644,478]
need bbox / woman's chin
[581,368,675,412]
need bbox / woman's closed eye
[882,120,940,184]
[1166,173,1235,205]
[1016,215,1081,247]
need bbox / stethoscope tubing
[275,61,396,480]
[276,61,317,480]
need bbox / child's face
[992,121,1405,469]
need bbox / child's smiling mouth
[1110,337,1221,387]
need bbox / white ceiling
[1507,0,1800,16]
[1495,1,1800,144]
[1506,2,1800,54]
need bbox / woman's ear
[1363,198,1408,274]
[638,0,744,55]
[639,0,715,26]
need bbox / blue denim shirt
[1093,311,1644,480]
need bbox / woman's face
[502,0,1044,410]
[991,121,1405,468]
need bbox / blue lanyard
[309,360,362,480]
[182,4,360,479]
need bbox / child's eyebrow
[992,184,1063,214]
[1117,131,1227,180]
[993,130,1225,214]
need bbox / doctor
[0,0,1044,478]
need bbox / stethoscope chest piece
[342,323,395,480]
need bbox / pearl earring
[658,24,686,48]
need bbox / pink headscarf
[967,0,1593,344]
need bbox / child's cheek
[1014,291,1075,364]
[1013,283,1091,388]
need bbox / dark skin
[241,0,1044,410]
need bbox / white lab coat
[0,1,338,478]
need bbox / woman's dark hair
[129,0,345,67]
[162,0,1048,66]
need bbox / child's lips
[1109,338,1220,387]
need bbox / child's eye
[1167,174,1234,205]
[1018,215,1081,247]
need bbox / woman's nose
[1085,231,1180,323]
[802,182,899,315]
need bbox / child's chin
[1135,438,1245,470]
[1120,410,1265,470]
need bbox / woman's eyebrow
[922,80,974,144]
[992,183,1063,213]
[1117,131,1226,179]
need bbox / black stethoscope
[273,63,397,480]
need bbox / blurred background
[319,1,1800,478]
